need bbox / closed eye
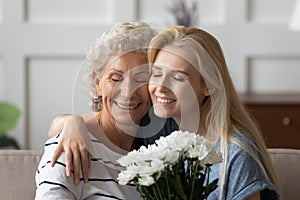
[135,72,149,83]
[173,75,185,81]
[111,74,123,82]
[172,71,188,82]
[151,70,163,78]
[151,66,163,78]
[152,74,162,78]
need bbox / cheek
[148,84,155,94]
[173,84,198,105]
[99,81,116,97]
[137,85,150,101]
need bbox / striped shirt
[35,133,140,200]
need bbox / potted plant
[0,101,20,149]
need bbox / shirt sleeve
[224,142,279,200]
[35,135,82,200]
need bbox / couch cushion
[0,149,299,199]
[268,148,300,200]
[0,150,42,200]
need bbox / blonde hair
[83,22,157,111]
[148,25,280,199]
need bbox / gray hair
[83,22,157,111]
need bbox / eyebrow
[135,70,149,75]
[174,70,189,76]
[108,69,123,73]
[108,68,149,75]
[152,65,189,76]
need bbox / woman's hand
[48,114,91,184]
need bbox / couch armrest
[0,150,42,200]
[268,148,300,200]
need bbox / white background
[1,0,300,150]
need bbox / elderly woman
[35,22,156,200]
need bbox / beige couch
[0,150,42,200]
[268,148,300,200]
[0,149,299,200]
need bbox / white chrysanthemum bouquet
[117,130,223,200]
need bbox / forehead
[106,52,148,72]
[154,49,197,73]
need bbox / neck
[96,112,137,151]
[175,112,206,136]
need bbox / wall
[0,0,300,150]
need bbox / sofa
[0,149,299,200]
[0,150,42,200]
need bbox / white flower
[164,148,180,164]
[138,159,165,177]
[159,130,196,152]
[117,130,223,190]
[117,170,137,185]
[188,143,208,160]
[201,149,223,165]
[138,175,155,186]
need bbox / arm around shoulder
[35,137,82,199]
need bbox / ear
[94,77,102,96]
[204,86,216,96]
[204,87,210,96]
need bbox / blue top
[208,133,279,200]
[139,116,279,199]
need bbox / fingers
[88,152,91,169]
[48,114,91,185]
[65,148,73,178]
[80,148,90,183]
[51,145,63,167]
[72,148,81,185]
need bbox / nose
[150,75,171,93]
[120,76,134,99]
[156,84,170,93]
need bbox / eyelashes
[110,72,149,83]
[150,72,186,82]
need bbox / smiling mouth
[115,102,140,110]
[156,97,176,104]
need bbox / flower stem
[152,185,160,200]
[164,170,171,200]
[155,182,163,200]
[189,160,200,200]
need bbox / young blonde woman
[48,26,280,199]
[145,26,280,199]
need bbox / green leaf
[0,102,20,136]
[0,135,20,149]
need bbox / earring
[92,96,102,112]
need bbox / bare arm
[248,192,260,200]
[48,114,90,184]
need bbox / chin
[153,107,169,119]
[114,114,135,124]
[114,112,144,125]
[114,117,140,135]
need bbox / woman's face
[95,52,151,126]
[148,49,209,123]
